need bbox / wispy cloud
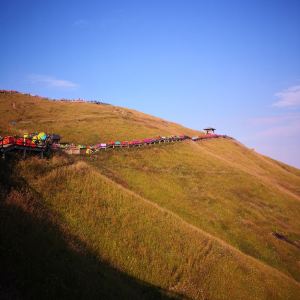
[249,112,300,138]
[250,113,300,126]
[255,121,300,138]
[29,74,78,89]
[73,19,89,28]
[273,85,300,108]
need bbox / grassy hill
[1,91,300,299]
[0,91,201,143]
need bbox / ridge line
[190,140,300,202]
[84,161,300,288]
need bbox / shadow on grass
[0,156,182,299]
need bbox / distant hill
[1,91,300,299]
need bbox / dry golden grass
[90,140,300,283]
[15,156,300,299]
[1,92,300,299]
[0,92,201,143]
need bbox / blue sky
[1,0,300,167]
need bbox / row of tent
[53,135,191,155]
[1,133,230,155]
[0,133,60,149]
[191,134,229,141]
[56,134,230,155]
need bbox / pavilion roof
[203,127,216,130]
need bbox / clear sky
[1,0,300,167]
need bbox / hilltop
[1,91,300,299]
[0,91,201,144]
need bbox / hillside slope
[1,92,300,299]
[0,92,201,143]
[92,140,300,281]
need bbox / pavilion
[203,127,216,135]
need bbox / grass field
[1,91,300,299]
[0,92,201,144]
[90,140,300,281]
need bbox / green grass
[1,91,300,299]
